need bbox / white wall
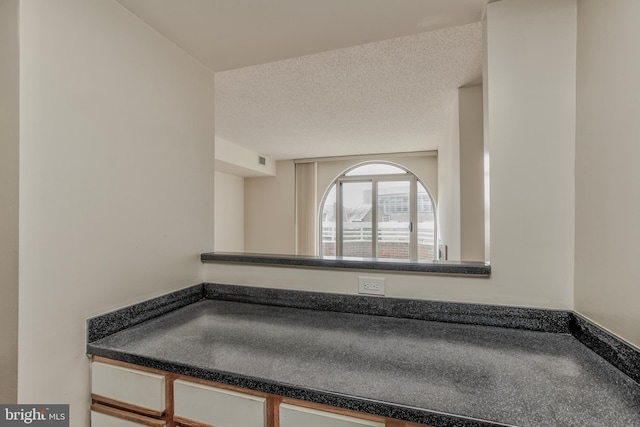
[440,85,486,262]
[295,161,317,255]
[482,20,491,263]
[0,0,19,405]
[215,137,276,177]
[244,160,296,254]
[18,0,215,424]
[438,94,461,259]
[575,0,640,348]
[243,154,438,256]
[214,171,245,252]
[205,0,577,311]
[459,86,485,262]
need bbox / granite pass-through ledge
[87,283,640,427]
[200,251,491,276]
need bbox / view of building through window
[320,163,436,260]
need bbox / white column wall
[215,171,245,252]
[459,85,485,262]
[244,160,296,254]
[438,95,461,259]
[574,0,640,348]
[18,0,215,424]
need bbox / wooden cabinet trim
[165,373,177,425]
[172,415,213,427]
[387,421,432,427]
[91,394,165,419]
[92,403,166,427]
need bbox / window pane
[377,180,410,259]
[345,163,408,176]
[321,184,337,256]
[417,183,435,260]
[341,181,373,258]
[320,163,437,261]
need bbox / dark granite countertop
[200,251,491,276]
[87,285,640,427]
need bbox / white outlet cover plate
[358,276,385,295]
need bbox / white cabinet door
[173,380,266,427]
[279,403,385,427]
[91,361,166,413]
[91,410,166,427]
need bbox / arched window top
[344,163,408,176]
[320,161,438,261]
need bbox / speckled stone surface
[200,252,491,276]
[204,283,571,333]
[87,299,640,427]
[86,284,203,342]
[570,313,640,384]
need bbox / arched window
[319,162,437,260]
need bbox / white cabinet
[90,358,431,427]
[173,379,266,427]
[91,361,165,414]
[91,405,166,427]
[280,403,385,427]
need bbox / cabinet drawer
[91,407,166,427]
[173,380,266,427]
[280,403,385,427]
[91,361,165,413]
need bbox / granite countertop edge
[86,283,640,427]
[86,346,512,427]
[200,252,491,276]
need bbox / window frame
[319,162,437,260]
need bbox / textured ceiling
[115,0,488,72]
[215,22,483,160]
[115,0,487,161]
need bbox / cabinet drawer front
[91,362,165,412]
[91,410,166,427]
[280,403,385,427]
[173,380,266,427]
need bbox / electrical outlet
[358,276,385,295]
